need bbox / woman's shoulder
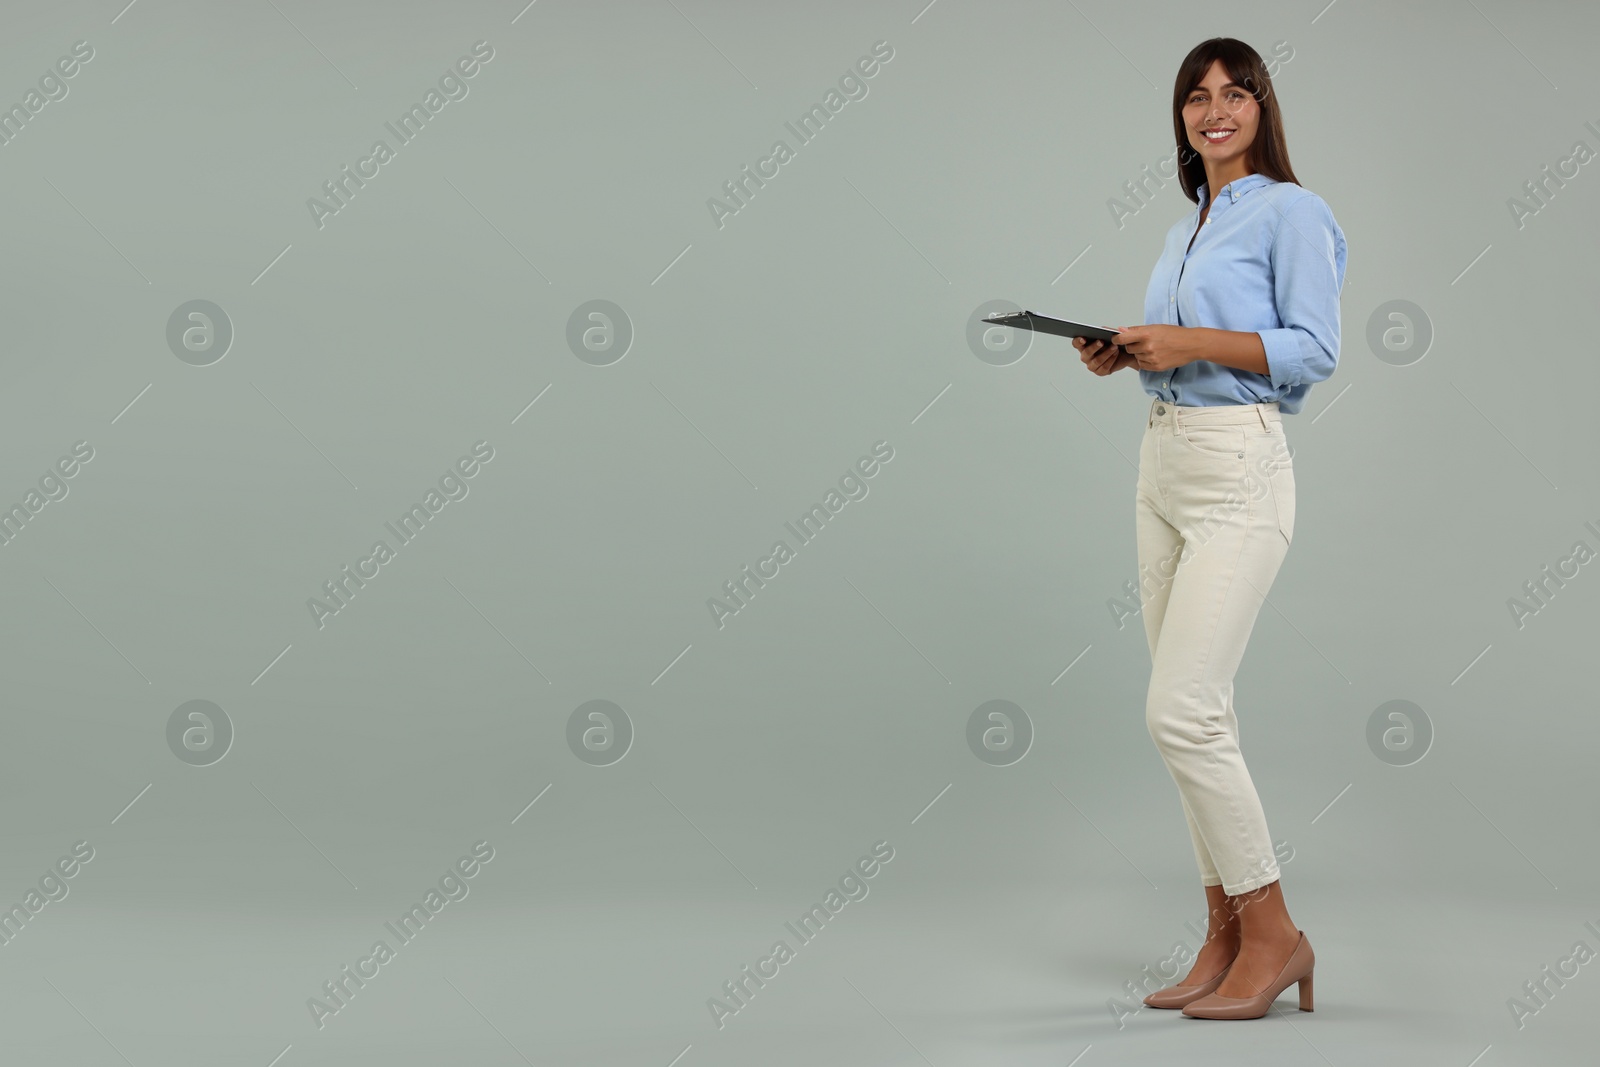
[1260,181,1344,241]
[1262,180,1337,218]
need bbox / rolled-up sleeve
[1257,192,1346,391]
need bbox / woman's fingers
[1078,338,1128,375]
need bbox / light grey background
[0,0,1595,1064]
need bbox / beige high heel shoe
[1181,930,1314,1019]
[1142,962,1233,1009]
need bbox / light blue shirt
[1139,173,1347,414]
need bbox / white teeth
[1205,129,1234,138]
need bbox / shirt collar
[1196,173,1275,210]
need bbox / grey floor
[4,711,1593,1066]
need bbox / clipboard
[982,310,1121,344]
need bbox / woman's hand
[1112,325,1196,373]
[1074,335,1136,376]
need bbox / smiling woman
[1072,36,1347,1024]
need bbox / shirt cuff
[1257,328,1306,391]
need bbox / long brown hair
[1172,38,1300,203]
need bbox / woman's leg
[1214,880,1301,998]
[1143,430,1287,896]
[1142,407,1303,995]
[1136,421,1224,891]
[1136,412,1239,985]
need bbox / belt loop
[1255,405,1268,430]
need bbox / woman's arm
[1112,323,1268,375]
[1185,327,1269,376]
[1119,193,1346,383]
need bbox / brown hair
[1171,38,1300,203]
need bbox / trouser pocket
[1178,422,1245,457]
[1248,431,1294,545]
[1271,466,1295,545]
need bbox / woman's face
[1183,59,1259,173]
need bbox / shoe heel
[1297,970,1313,1012]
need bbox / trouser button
[1155,405,1165,415]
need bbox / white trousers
[1135,397,1295,895]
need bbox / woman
[1074,38,1346,1020]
